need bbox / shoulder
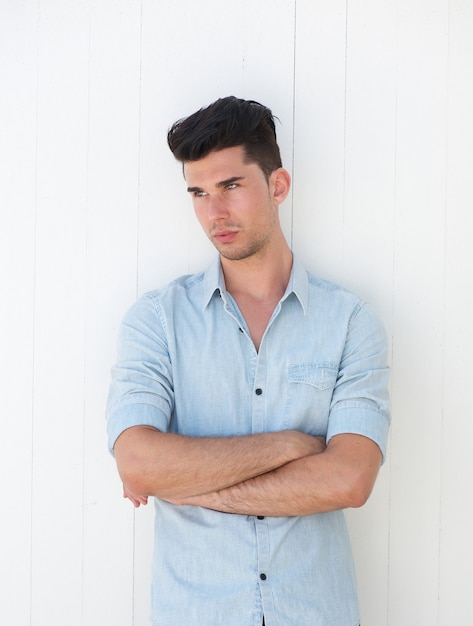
[302,267,385,333]
[122,269,208,324]
[305,269,363,309]
[306,271,353,295]
[144,270,206,302]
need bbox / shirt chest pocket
[283,362,339,433]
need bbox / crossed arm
[113,426,382,517]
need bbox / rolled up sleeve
[326,302,391,462]
[106,294,173,454]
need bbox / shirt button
[255,388,263,395]
[260,573,267,581]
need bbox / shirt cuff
[107,402,169,455]
[326,403,390,463]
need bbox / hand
[123,484,148,508]
[310,435,327,454]
[291,432,327,458]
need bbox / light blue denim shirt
[107,255,390,626]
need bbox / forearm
[170,434,382,517]
[169,455,328,516]
[114,426,323,500]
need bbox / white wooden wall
[1,1,472,624]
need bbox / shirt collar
[200,254,309,314]
[200,256,226,309]
[282,255,309,314]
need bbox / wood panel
[30,2,89,623]
[0,2,37,624]
[82,1,143,624]
[292,0,347,282]
[439,1,473,623]
[388,1,449,624]
[342,2,397,624]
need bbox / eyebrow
[187,176,245,194]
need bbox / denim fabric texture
[107,255,390,626]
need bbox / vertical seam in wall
[438,3,451,623]
[342,0,348,280]
[30,2,40,624]
[80,3,92,622]
[132,509,137,626]
[386,2,400,622]
[290,0,297,250]
[132,3,145,623]
[386,2,402,621]
[135,0,144,303]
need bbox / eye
[192,190,208,198]
[225,183,238,190]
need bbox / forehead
[183,146,260,186]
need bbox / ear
[270,168,291,205]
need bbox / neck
[220,239,293,302]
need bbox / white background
[1,1,472,624]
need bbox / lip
[213,230,238,244]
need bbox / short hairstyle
[167,96,283,179]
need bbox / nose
[207,194,229,221]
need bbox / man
[107,96,390,626]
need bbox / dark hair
[167,96,283,178]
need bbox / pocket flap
[288,363,338,391]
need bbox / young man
[107,96,390,626]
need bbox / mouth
[212,229,238,244]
